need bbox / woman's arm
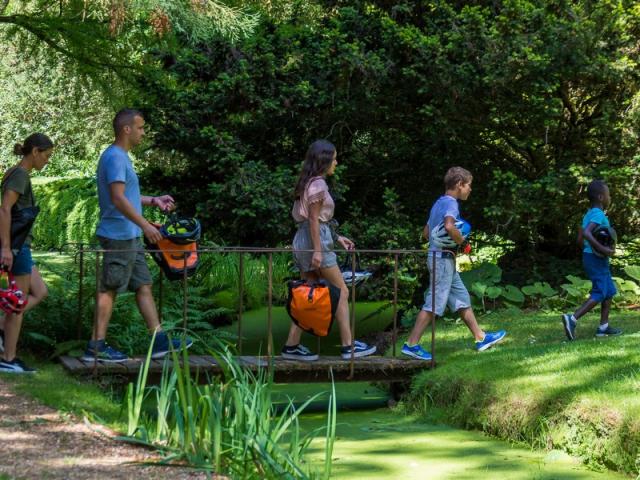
[0,189,20,269]
[308,201,324,269]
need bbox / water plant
[122,335,337,479]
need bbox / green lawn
[402,308,640,475]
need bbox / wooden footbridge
[60,246,437,384]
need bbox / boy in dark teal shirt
[562,180,622,340]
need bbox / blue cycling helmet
[430,219,472,249]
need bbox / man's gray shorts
[422,253,471,316]
[98,236,152,293]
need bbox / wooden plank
[61,354,434,383]
[59,356,85,372]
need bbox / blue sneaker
[562,313,577,341]
[340,340,376,360]
[81,340,128,363]
[150,331,194,359]
[401,343,432,361]
[595,325,622,337]
[475,330,506,352]
[281,344,319,361]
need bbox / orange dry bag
[286,280,341,337]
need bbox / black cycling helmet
[592,225,616,257]
[160,214,202,244]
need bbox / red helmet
[0,268,28,315]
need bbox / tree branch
[0,14,134,71]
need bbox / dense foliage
[3,0,640,256]
[135,0,640,254]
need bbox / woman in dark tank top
[0,133,53,374]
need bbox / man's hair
[444,167,473,190]
[586,179,608,203]
[113,108,143,136]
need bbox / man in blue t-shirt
[401,167,507,361]
[562,180,622,340]
[82,109,192,362]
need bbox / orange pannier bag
[286,280,341,337]
[145,224,199,281]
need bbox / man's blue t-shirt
[582,207,610,254]
[426,195,459,252]
[96,145,142,240]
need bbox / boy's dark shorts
[583,252,617,302]
[98,236,152,293]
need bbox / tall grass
[122,335,337,479]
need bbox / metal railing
[66,245,439,378]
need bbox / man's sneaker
[475,330,507,352]
[81,340,128,363]
[150,331,194,359]
[281,344,319,361]
[340,340,376,360]
[595,326,623,337]
[562,314,577,341]
[401,343,432,361]
[0,357,36,374]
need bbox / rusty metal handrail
[71,245,437,378]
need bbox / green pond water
[273,383,628,480]
[229,306,627,479]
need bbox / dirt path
[0,377,223,480]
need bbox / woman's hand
[1,247,13,271]
[337,235,355,251]
[311,251,323,269]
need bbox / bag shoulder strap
[1,166,35,208]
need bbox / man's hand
[1,247,13,271]
[143,222,163,245]
[152,195,175,212]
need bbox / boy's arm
[583,221,614,257]
[576,227,583,248]
[443,216,464,245]
[422,224,429,241]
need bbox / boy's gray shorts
[98,236,152,293]
[422,253,471,316]
[292,222,338,272]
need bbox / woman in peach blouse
[282,139,376,361]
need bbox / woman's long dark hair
[294,139,336,198]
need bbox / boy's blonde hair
[444,167,473,190]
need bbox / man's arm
[140,194,175,211]
[110,183,162,244]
